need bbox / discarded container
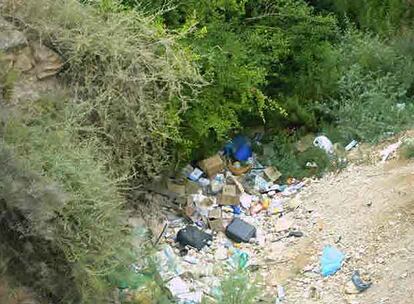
[198,177,210,187]
[313,135,334,154]
[228,161,252,176]
[219,184,239,206]
[351,271,372,292]
[199,155,224,178]
[345,140,358,151]
[177,226,213,250]
[320,246,344,277]
[264,166,282,182]
[228,249,249,269]
[225,218,256,243]
[210,174,225,193]
[188,168,204,181]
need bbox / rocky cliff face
[0,16,63,104]
[0,16,80,304]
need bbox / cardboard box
[208,208,222,219]
[209,219,225,232]
[264,166,282,182]
[185,180,201,195]
[167,180,186,197]
[199,155,224,178]
[219,184,239,206]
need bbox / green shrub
[315,0,414,35]
[6,0,201,181]
[1,97,133,302]
[210,269,259,304]
[401,138,414,159]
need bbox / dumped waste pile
[148,135,329,303]
[121,134,409,303]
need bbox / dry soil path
[278,159,414,304]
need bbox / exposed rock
[32,43,63,79]
[0,16,16,30]
[0,30,27,51]
[14,47,34,72]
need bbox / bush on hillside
[5,0,202,181]
[0,97,133,302]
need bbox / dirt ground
[269,158,414,304]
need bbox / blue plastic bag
[223,135,252,161]
[320,246,344,277]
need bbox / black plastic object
[225,218,256,243]
[352,271,372,292]
[288,230,304,238]
[176,226,213,250]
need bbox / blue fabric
[223,135,252,161]
[234,144,252,161]
[320,246,344,277]
[231,205,241,215]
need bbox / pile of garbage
[122,132,392,303]
[148,135,315,303]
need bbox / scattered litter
[225,218,256,243]
[289,230,304,237]
[167,277,203,303]
[351,271,372,292]
[305,161,318,168]
[167,180,186,196]
[253,174,270,192]
[380,139,403,162]
[313,135,334,154]
[240,193,253,209]
[320,246,345,277]
[199,154,224,178]
[167,277,189,297]
[176,226,213,250]
[268,199,284,215]
[264,166,282,182]
[219,184,239,206]
[231,205,241,215]
[189,168,204,181]
[345,140,358,151]
[211,174,225,193]
[198,177,210,187]
[228,249,249,269]
[152,133,314,301]
[276,285,285,303]
[156,245,184,281]
[183,255,199,265]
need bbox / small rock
[0,30,27,51]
